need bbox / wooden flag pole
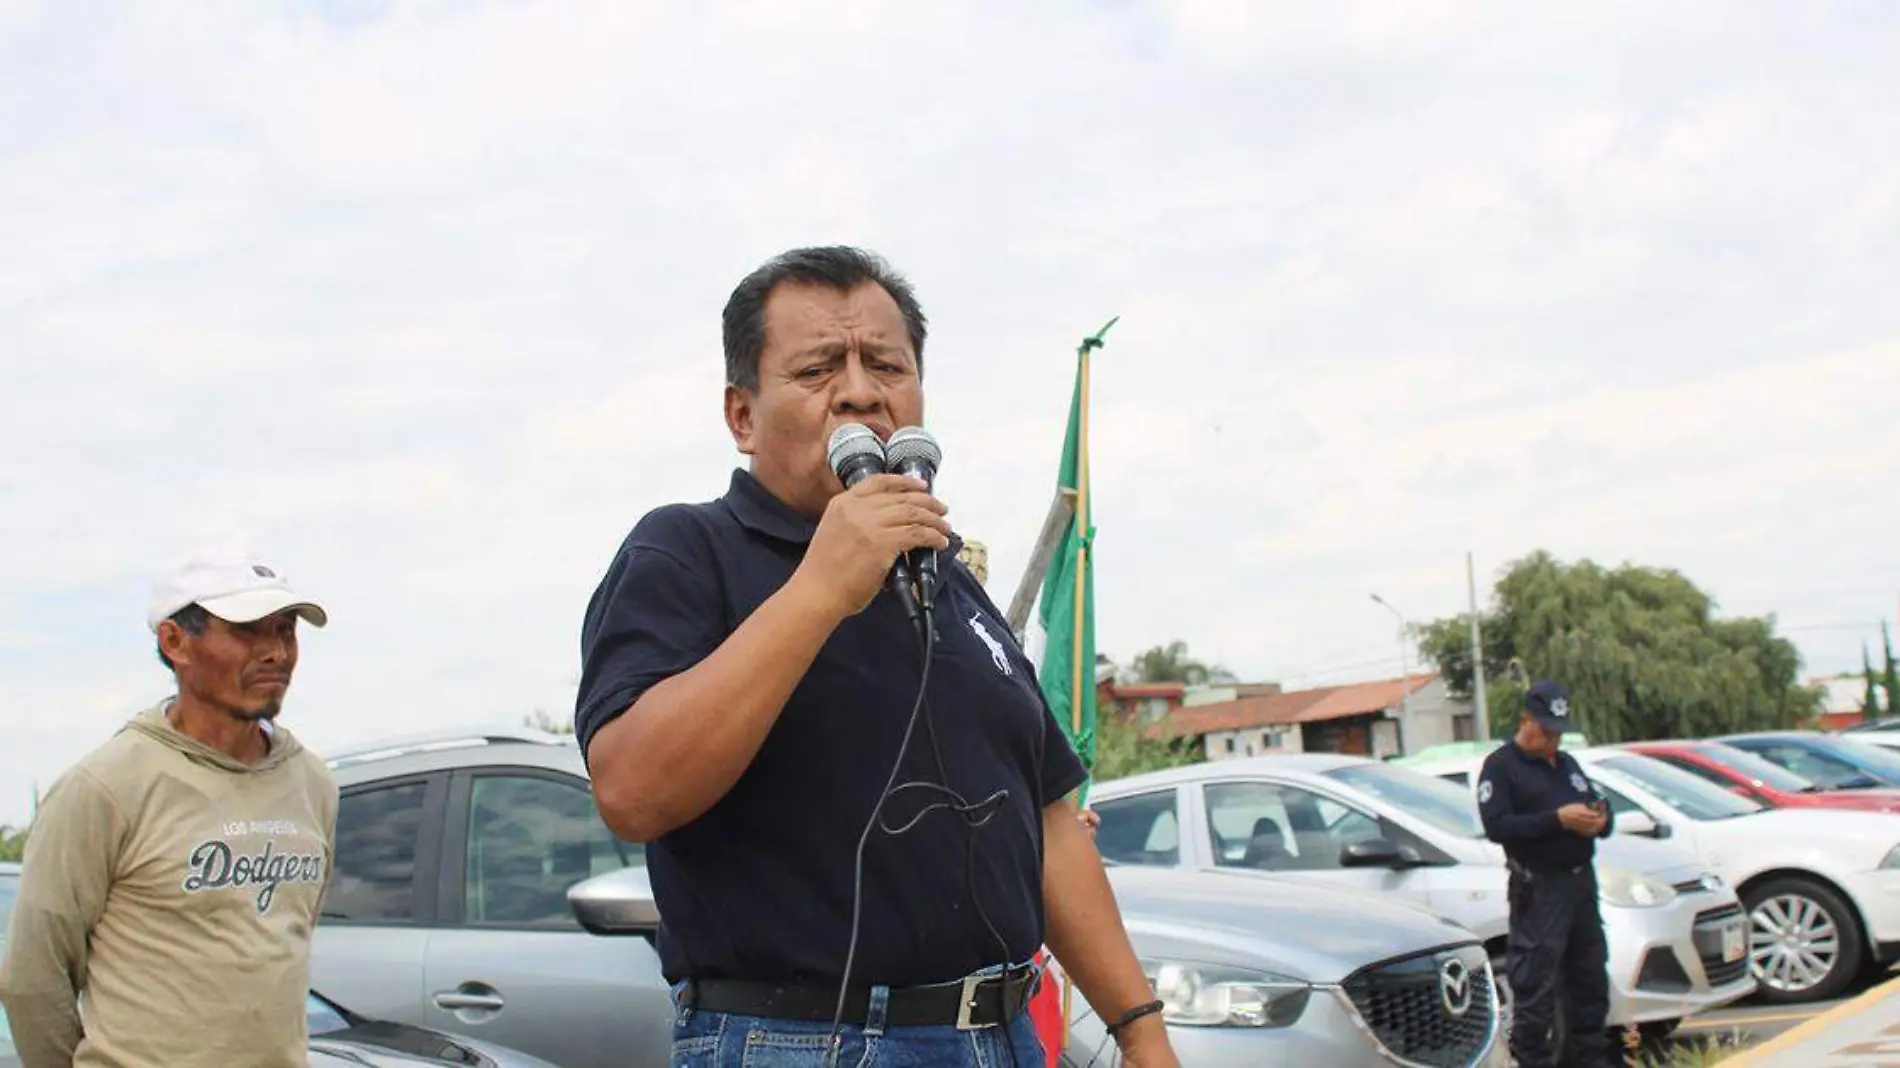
[1067,317,1112,744]
[1059,317,1113,1057]
[1006,490,1077,641]
[1070,353,1091,743]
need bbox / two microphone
[826,422,944,626]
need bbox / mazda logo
[1438,957,1473,1018]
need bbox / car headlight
[1598,867,1678,908]
[1880,845,1900,870]
[1139,959,1311,1028]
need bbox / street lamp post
[1370,593,1413,724]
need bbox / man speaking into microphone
[574,246,1178,1067]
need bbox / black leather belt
[679,964,1038,1031]
[1509,859,1590,878]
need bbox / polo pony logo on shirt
[966,613,1012,676]
[181,833,328,914]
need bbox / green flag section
[1029,320,1113,799]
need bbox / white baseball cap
[146,543,329,633]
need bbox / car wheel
[1742,876,1865,1003]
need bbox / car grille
[1340,945,1497,1068]
[1693,904,1750,986]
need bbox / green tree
[1127,640,1237,686]
[1090,702,1202,781]
[1415,551,1822,742]
[1884,622,1900,719]
[0,824,26,863]
[1866,645,1886,719]
[524,708,575,736]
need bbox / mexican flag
[1024,320,1112,1066]
[1022,320,1109,787]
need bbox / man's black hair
[155,603,210,671]
[721,245,928,392]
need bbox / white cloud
[2,1,1899,823]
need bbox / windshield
[1825,738,1900,779]
[1736,736,1900,787]
[1694,745,1823,793]
[1596,755,1765,820]
[1324,762,1485,838]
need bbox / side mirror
[1340,837,1415,869]
[567,866,661,936]
[1617,811,1671,840]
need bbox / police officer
[1476,680,1615,1068]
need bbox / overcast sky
[4,1,1898,825]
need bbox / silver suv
[310,726,673,1068]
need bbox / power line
[1271,655,1413,686]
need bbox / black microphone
[826,423,923,626]
[884,426,942,612]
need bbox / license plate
[1721,924,1746,963]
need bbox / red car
[1624,740,1900,813]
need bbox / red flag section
[1030,949,1065,1066]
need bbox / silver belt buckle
[956,974,996,1031]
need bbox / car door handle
[433,990,505,1012]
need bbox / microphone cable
[920,679,1026,1068]
[823,590,1022,1067]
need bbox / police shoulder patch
[1477,780,1494,803]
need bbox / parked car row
[1087,753,1755,1054]
[1398,728,1900,1005]
[300,726,1514,1068]
[24,722,1826,1067]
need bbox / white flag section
[1022,612,1050,680]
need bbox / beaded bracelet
[1105,998,1166,1035]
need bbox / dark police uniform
[574,470,1088,1039]
[1476,681,1615,1068]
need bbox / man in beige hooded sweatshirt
[0,545,339,1068]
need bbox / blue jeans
[668,980,1048,1067]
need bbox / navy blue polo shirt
[1475,740,1615,873]
[574,469,1090,987]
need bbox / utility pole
[1468,551,1490,741]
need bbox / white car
[1409,742,1900,1004]
[1087,754,1755,1049]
